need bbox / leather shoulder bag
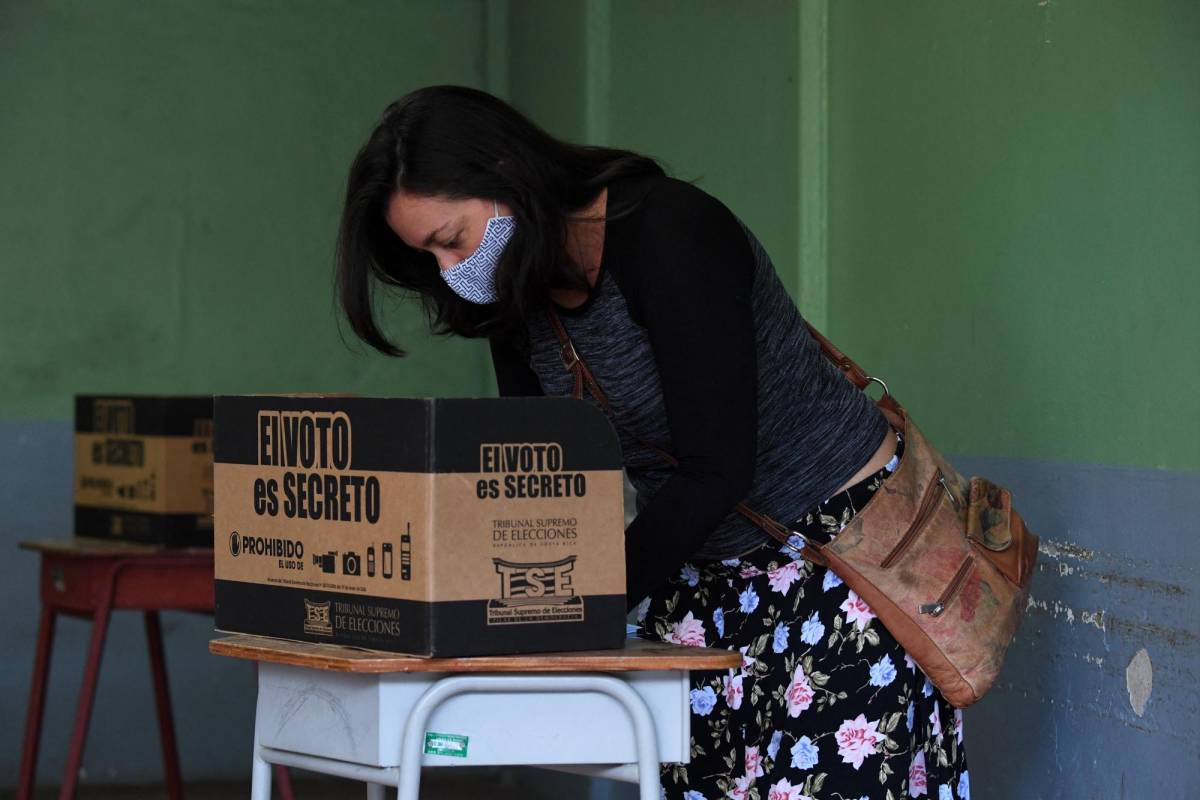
[545,306,1037,708]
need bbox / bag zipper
[919,557,975,617]
[940,474,962,511]
[880,469,945,569]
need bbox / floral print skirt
[633,432,970,800]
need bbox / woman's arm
[613,179,760,610]
[488,334,545,397]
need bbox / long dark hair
[336,85,666,356]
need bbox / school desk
[210,633,742,800]
[16,538,293,800]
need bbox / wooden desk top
[210,634,741,673]
[19,537,213,558]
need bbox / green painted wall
[506,0,588,142]
[827,0,1200,472]
[3,0,1192,524]
[6,1,1193,461]
[0,0,494,422]
[606,1,802,302]
[506,0,804,302]
[504,0,1200,473]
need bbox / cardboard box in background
[213,396,627,657]
[74,395,214,546]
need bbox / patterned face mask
[439,199,515,304]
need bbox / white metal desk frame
[248,671,664,800]
[216,636,742,800]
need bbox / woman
[337,85,969,800]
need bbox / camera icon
[341,550,362,577]
[312,551,337,574]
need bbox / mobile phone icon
[401,522,412,581]
[382,543,393,579]
[367,545,376,578]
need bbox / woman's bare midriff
[830,427,898,496]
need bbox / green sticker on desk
[424,731,469,758]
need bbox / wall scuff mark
[1125,648,1152,717]
[1039,538,1096,562]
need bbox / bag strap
[544,306,835,566]
[803,321,907,427]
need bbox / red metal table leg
[273,764,295,800]
[59,604,113,800]
[16,544,216,799]
[17,606,58,800]
[145,610,185,800]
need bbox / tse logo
[492,556,576,599]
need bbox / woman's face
[385,189,513,272]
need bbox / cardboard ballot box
[213,395,627,657]
[74,395,214,546]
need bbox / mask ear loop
[493,199,499,217]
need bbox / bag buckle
[559,340,580,371]
[866,375,890,399]
[783,527,818,555]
